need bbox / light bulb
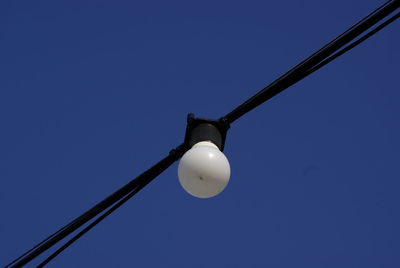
[178,141,230,198]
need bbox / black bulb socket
[183,113,230,152]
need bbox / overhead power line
[6,1,399,267]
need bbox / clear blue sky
[1,0,399,267]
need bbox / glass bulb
[178,141,230,198]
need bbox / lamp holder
[183,113,230,152]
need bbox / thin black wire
[5,222,70,267]
[231,10,400,114]
[37,180,149,267]
[6,176,133,267]
[5,182,141,268]
[6,145,185,268]
[222,0,399,123]
[305,11,400,77]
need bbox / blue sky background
[1,0,399,267]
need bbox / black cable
[222,0,399,123]
[37,180,150,267]
[5,223,70,267]
[225,10,400,118]
[5,185,141,268]
[6,145,185,268]
[305,11,400,77]
[6,176,129,267]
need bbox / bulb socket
[183,113,230,151]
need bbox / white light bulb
[178,141,230,198]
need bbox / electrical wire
[225,10,400,123]
[5,1,399,267]
[5,182,140,268]
[222,0,399,123]
[304,11,400,78]
[6,145,185,268]
[37,180,150,267]
[5,222,70,267]
[5,174,142,267]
